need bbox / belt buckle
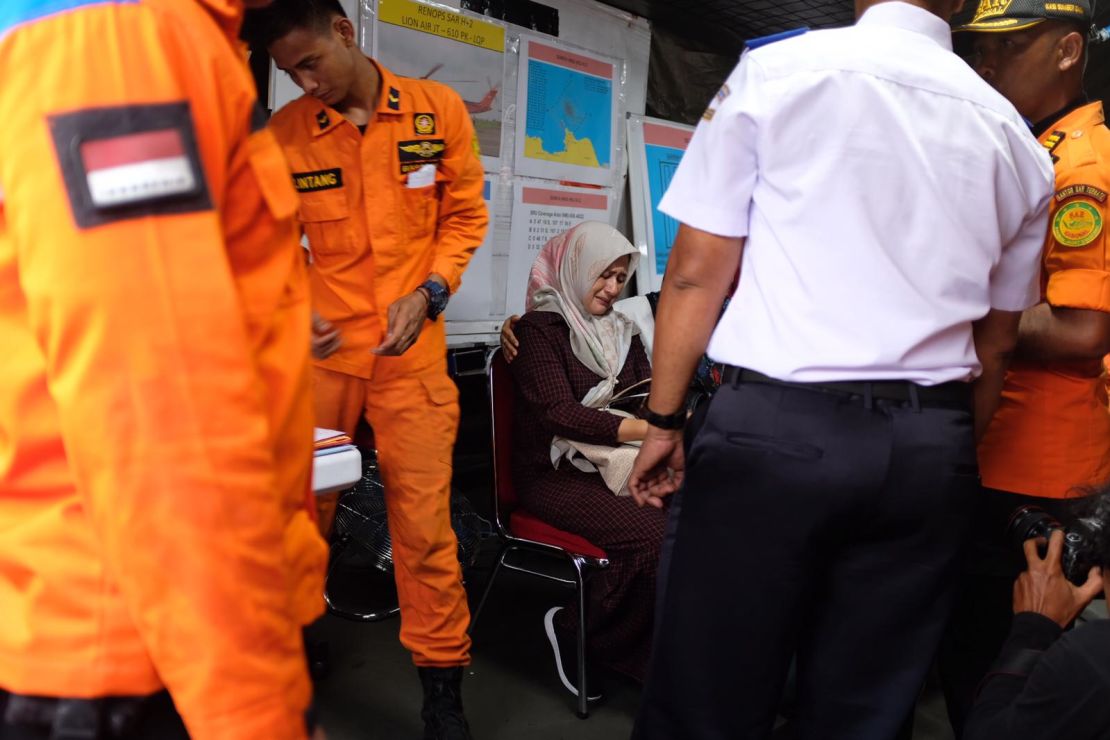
[52,699,100,740]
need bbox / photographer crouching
[964,485,1110,739]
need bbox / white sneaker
[543,606,603,701]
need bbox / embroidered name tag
[292,168,343,193]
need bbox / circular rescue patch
[1053,201,1103,247]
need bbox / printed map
[523,59,612,169]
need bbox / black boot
[418,667,472,740]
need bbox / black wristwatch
[640,401,686,430]
[417,279,449,320]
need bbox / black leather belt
[0,691,153,740]
[721,367,971,406]
[1,690,314,739]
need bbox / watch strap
[640,402,686,430]
[419,279,448,319]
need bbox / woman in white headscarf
[508,221,666,697]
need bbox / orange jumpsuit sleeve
[0,6,309,739]
[430,88,488,294]
[1044,180,1110,313]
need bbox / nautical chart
[626,115,694,292]
[513,36,620,186]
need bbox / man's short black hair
[241,0,348,50]
[1048,18,1091,55]
[1070,482,1110,568]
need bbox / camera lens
[1007,505,1062,552]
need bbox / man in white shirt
[627,1,1054,738]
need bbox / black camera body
[1007,505,1105,586]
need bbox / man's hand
[501,315,521,362]
[373,292,429,356]
[311,312,342,360]
[629,426,685,508]
[1013,529,1103,628]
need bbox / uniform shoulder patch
[1043,130,1065,163]
[1055,184,1108,204]
[1053,200,1104,247]
[701,82,732,122]
[48,101,211,229]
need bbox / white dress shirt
[659,1,1054,385]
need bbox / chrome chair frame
[470,350,610,718]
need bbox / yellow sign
[379,0,505,53]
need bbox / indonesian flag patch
[49,102,211,228]
[81,129,196,207]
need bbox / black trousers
[632,377,978,740]
[937,487,1075,737]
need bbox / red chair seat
[508,509,608,560]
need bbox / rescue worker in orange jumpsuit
[244,2,487,737]
[940,1,1110,733]
[0,1,328,738]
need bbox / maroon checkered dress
[509,311,665,681]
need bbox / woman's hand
[501,315,521,362]
[617,417,649,443]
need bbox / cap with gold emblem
[954,0,1092,33]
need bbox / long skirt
[519,466,667,681]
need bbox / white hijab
[528,222,653,484]
[529,221,650,410]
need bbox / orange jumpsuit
[978,101,1110,499]
[0,1,326,737]
[269,61,487,667]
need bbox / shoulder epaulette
[746,27,809,51]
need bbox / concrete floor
[309,541,957,740]
[311,557,644,740]
[313,373,960,739]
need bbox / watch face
[423,280,448,317]
[432,290,448,314]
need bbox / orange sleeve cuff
[433,255,465,294]
[1046,269,1110,313]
